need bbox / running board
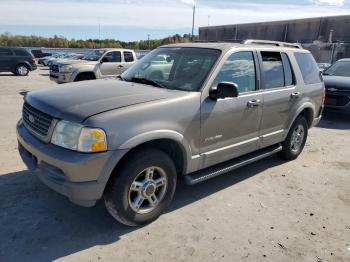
[185,144,282,185]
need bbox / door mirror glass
[209,82,239,100]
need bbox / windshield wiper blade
[131,77,165,88]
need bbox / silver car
[17,42,324,226]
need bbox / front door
[200,51,263,168]
[0,48,14,71]
[100,51,122,77]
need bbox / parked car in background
[317,62,331,72]
[38,53,65,66]
[50,48,137,83]
[323,58,350,114]
[47,53,84,67]
[30,49,52,59]
[0,47,37,76]
[17,42,324,226]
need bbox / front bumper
[50,71,74,83]
[17,120,127,207]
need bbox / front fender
[119,130,193,173]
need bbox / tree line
[0,32,193,50]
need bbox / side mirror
[209,82,239,100]
[101,57,108,63]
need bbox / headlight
[51,120,107,152]
[59,64,73,72]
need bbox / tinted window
[124,51,134,62]
[295,53,321,84]
[281,53,294,86]
[0,48,13,57]
[214,51,256,93]
[104,51,121,62]
[14,49,30,56]
[261,52,284,89]
[324,61,350,77]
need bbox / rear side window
[14,49,30,56]
[124,51,134,62]
[294,53,321,84]
[0,48,13,57]
[261,52,284,89]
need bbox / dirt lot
[0,68,349,262]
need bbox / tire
[104,149,177,226]
[280,116,308,160]
[15,64,29,76]
[75,74,94,82]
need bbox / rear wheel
[15,64,29,76]
[280,116,308,160]
[104,149,177,226]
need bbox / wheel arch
[73,71,96,81]
[288,103,315,131]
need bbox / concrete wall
[199,15,350,43]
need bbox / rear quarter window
[294,53,321,85]
[13,49,31,56]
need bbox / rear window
[294,53,321,85]
[14,49,31,56]
[124,51,134,62]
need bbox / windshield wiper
[130,77,165,88]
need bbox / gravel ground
[0,68,349,262]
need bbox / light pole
[191,3,196,42]
[148,34,150,50]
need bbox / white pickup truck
[50,48,137,83]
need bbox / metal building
[198,15,350,63]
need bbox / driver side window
[214,51,256,93]
[103,51,121,62]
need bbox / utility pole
[191,4,196,42]
[208,15,210,27]
[148,34,150,50]
[98,17,101,48]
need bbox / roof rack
[243,39,303,49]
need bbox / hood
[58,59,98,66]
[323,75,350,91]
[25,79,186,123]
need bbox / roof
[338,58,350,62]
[161,42,309,53]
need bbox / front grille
[22,102,53,138]
[51,65,59,72]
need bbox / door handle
[117,65,124,68]
[247,99,261,108]
[291,92,301,99]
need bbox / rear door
[0,48,15,71]
[100,51,122,77]
[200,50,263,168]
[120,51,136,73]
[258,51,299,148]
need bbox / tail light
[321,88,326,105]
[31,56,36,62]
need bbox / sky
[0,0,350,41]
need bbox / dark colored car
[31,49,52,59]
[323,58,350,114]
[0,47,37,76]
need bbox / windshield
[83,50,105,61]
[324,61,350,77]
[121,47,221,91]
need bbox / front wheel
[104,149,177,226]
[280,116,308,160]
